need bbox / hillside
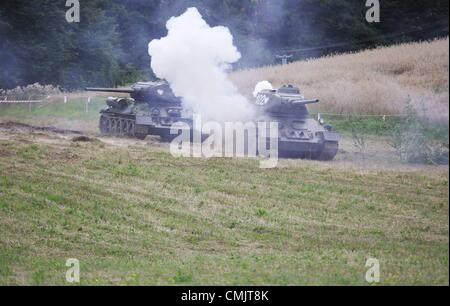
[231,38,449,123]
[0,124,448,285]
[2,0,448,90]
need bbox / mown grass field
[0,128,448,285]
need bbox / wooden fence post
[85,97,91,113]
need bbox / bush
[0,83,61,101]
[349,116,368,160]
[390,100,449,165]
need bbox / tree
[0,0,448,89]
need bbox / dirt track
[0,121,446,172]
[0,121,83,135]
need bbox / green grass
[0,99,104,121]
[0,136,448,285]
[0,98,105,132]
[321,115,449,142]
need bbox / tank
[254,85,340,160]
[86,81,191,140]
[87,82,339,160]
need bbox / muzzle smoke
[148,7,254,122]
[253,80,274,97]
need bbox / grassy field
[0,97,105,133]
[0,127,448,285]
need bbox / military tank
[88,82,339,160]
[86,81,191,140]
[254,85,340,160]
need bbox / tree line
[0,0,448,90]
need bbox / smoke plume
[253,80,274,97]
[148,7,254,122]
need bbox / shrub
[0,83,61,101]
[390,100,449,165]
[349,116,368,161]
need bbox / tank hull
[278,139,339,160]
[99,110,192,140]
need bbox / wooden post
[85,97,91,113]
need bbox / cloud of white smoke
[253,80,274,97]
[148,7,254,122]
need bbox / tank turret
[86,81,181,106]
[254,85,319,116]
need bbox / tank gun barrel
[285,98,319,105]
[85,87,134,94]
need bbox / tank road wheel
[120,119,127,135]
[117,119,122,135]
[125,119,133,136]
[108,118,114,134]
[125,120,134,137]
[135,133,147,140]
[112,118,119,135]
[118,119,126,135]
[122,119,129,135]
[116,119,122,135]
[99,115,137,138]
[109,118,115,135]
[134,124,148,140]
[99,115,110,135]
[316,141,339,161]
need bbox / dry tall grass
[231,38,449,123]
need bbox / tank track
[314,141,339,161]
[278,140,339,160]
[99,114,137,137]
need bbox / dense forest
[0,0,448,89]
